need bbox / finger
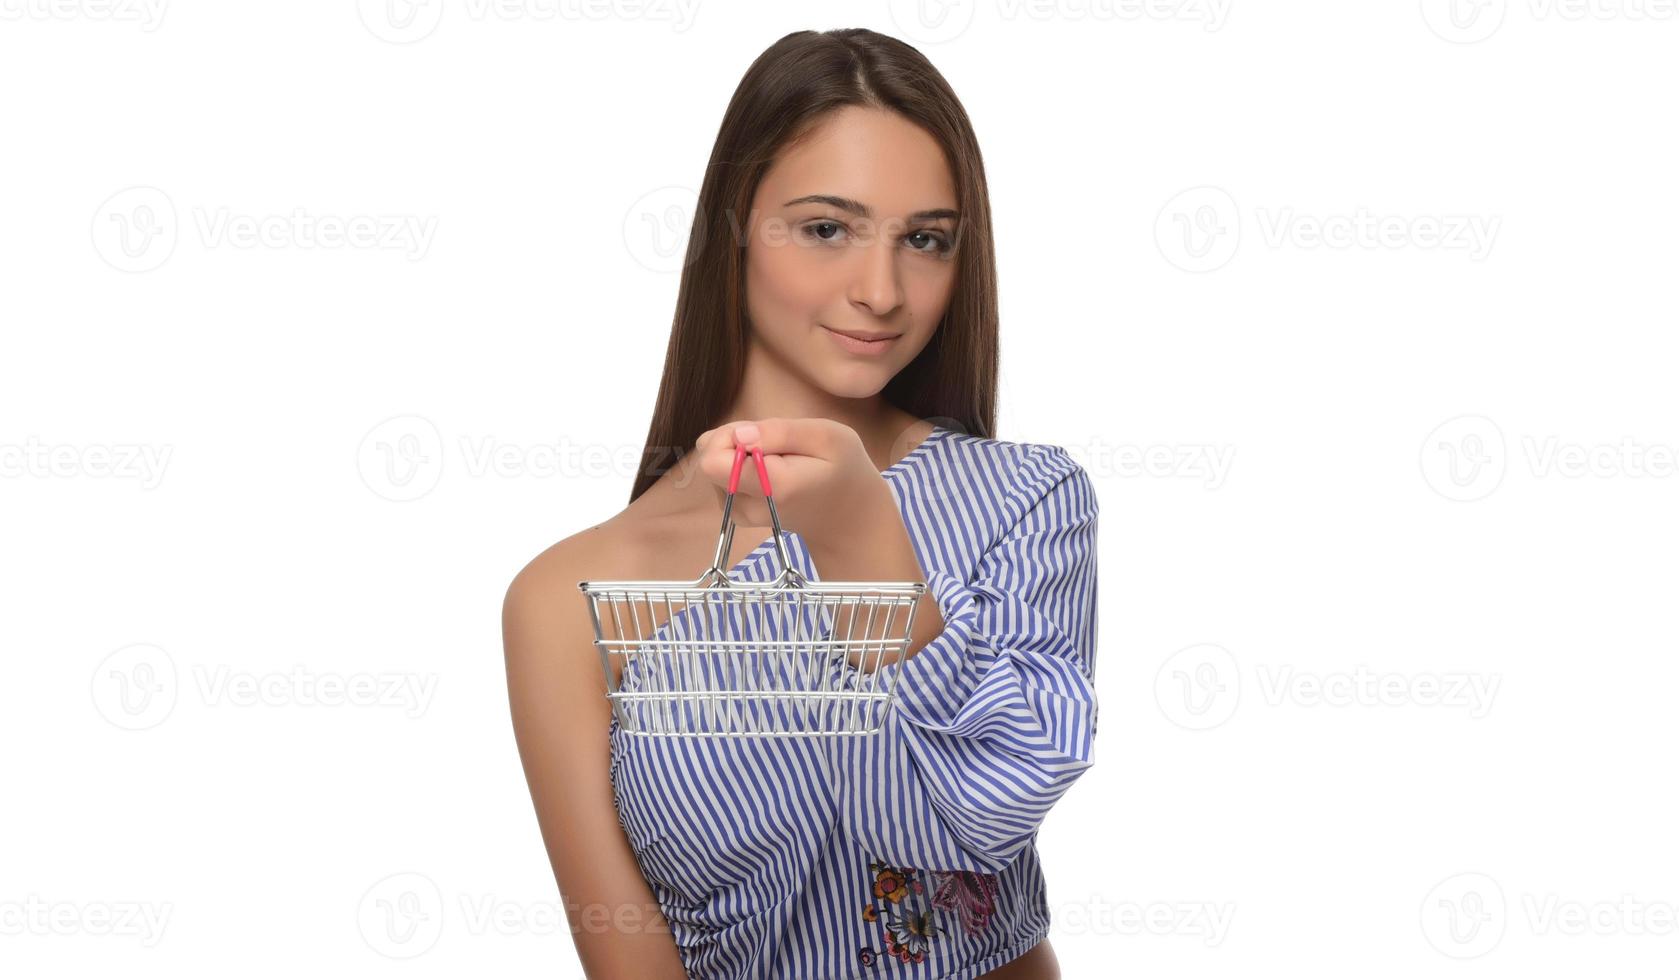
[701,420,757,451]
[729,421,761,449]
[693,423,761,491]
[728,417,837,461]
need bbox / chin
[812,364,895,400]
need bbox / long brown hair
[628,28,999,504]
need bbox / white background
[3,1,1676,977]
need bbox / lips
[824,326,902,342]
[821,324,901,357]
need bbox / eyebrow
[783,194,959,223]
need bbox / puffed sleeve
[831,444,1100,874]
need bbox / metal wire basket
[578,443,927,738]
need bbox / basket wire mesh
[578,444,926,738]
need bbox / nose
[845,230,905,318]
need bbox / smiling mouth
[821,324,903,355]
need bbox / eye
[800,220,848,245]
[905,229,954,257]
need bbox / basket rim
[578,578,927,595]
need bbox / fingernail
[733,422,760,445]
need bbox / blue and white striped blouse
[608,425,1101,979]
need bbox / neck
[717,337,916,468]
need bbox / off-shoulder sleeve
[831,445,1100,875]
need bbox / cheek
[902,263,957,333]
[747,240,835,324]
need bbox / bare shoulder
[503,515,635,650]
[500,515,646,762]
[506,520,616,605]
[501,497,691,646]
[514,499,677,580]
[500,504,694,977]
[502,464,723,683]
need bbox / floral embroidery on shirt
[931,869,1001,936]
[857,860,1001,970]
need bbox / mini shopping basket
[578,443,927,738]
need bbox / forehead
[757,106,956,216]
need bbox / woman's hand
[689,416,947,667]
[690,417,892,550]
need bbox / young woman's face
[743,106,960,399]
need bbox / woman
[503,28,1099,979]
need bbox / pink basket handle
[727,443,774,497]
[710,443,802,587]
